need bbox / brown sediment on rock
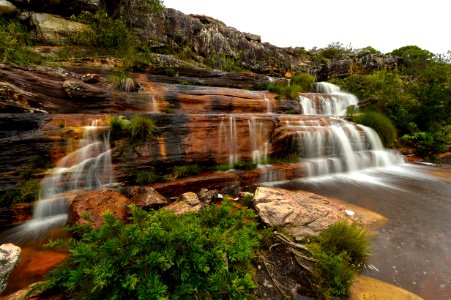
[349,275,424,300]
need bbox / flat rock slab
[253,187,386,239]
[349,275,423,300]
[0,243,21,294]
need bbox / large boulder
[0,243,21,294]
[68,190,131,228]
[253,187,352,239]
[0,0,17,16]
[20,12,86,45]
[122,186,168,209]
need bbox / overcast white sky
[162,0,450,54]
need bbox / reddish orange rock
[68,190,131,228]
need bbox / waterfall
[300,82,358,116]
[248,117,269,164]
[1,121,114,243]
[288,118,404,177]
[264,94,272,114]
[147,95,159,113]
[218,116,239,166]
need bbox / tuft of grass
[135,170,160,185]
[110,75,140,92]
[316,220,371,271]
[128,116,156,145]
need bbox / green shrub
[316,220,371,271]
[232,161,257,171]
[314,250,354,299]
[353,111,397,148]
[267,82,301,100]
[0,18,42,65]
[171,164,201,179]
[71,11,135,52]
[46,200,260,299]
[400,129,448,159]
[128,116,156,145]
[291,72,316,92]
[135,170,160,185]
[109,115,130,140]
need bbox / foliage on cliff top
[0,18,42,65]
[331,45,451,158]
[45,200,260,299]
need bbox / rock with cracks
[253,187,350,239]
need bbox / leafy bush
[291,73,316,92]
[0,18,42,65]
[128,116,156,145]
[352,111,397,148]
[317,42,352,60]
[267,82,301,100]
[71,11,135,52]
[313,250,354,299]
[316,220,371,271]
[135,170,160,185]
[401,130,448,159]
[109,115,130,141]
[46,200,260,299]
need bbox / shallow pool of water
[268,164,451,300]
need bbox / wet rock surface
[0,243,21,294]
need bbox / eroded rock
[68,190,131,228]
[0,243,21,294]
[122,186,168,209]
[253,187,350,239]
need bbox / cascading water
[299,82,358,115]
[218,116,239,166]
[248,116,269,165]
[287,82,405,177]
[1,121,114,243]
[147,95,159,113]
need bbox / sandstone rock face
[253,187,349,239]
[68,190,131,228]
[122,186,167,209]
[0,243,21,294]
[22,12,86,44]
[133,9,307,76]
[0,0,17,16]
[164,192,202,215]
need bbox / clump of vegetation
[45,200,260,299]
[135,170,160,185]
[0,179,41,206]
[352,111,397,148]
[315,220,371,271]
[109,74,140,92]
[109,115,156,145]
[215,161,258,171]
[71,11,135,53]
[204,53,244,72]
[310,220,370,299]
[267,72,314,100]
[128,116,156,145]
[0,18,42,65]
